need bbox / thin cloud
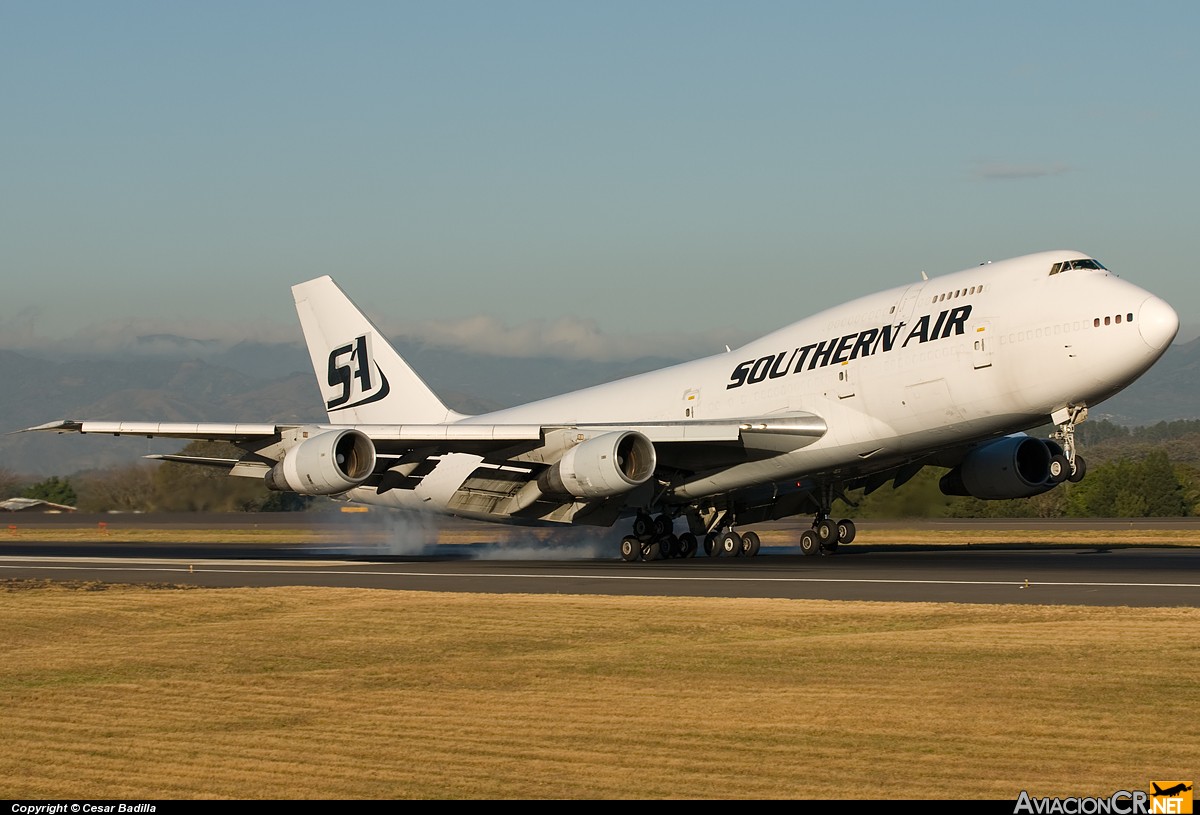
[0,313,746,364]
[0,317,298,357]
[972,160,1071,181]
[390,314,740,362]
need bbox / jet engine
[939,434,1061,500]
[537,430,657,499]
[264,428,377,495]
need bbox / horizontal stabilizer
[145,453,240,468]
[145,453,272,478]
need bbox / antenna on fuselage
[920,270,928,281]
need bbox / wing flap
[350,423,544,442]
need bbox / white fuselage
[350,251,1178,515]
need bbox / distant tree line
[2,420,1198,516]
[838,427,1197,519]
[1,442,315,513]
[22,475,78,506]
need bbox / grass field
[2,579,1197,800]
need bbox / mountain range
[0,338,680,477]
[2,334,1197,478]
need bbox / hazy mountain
[1089,336,1200,426]
[1,336,1195,479]
[0,341,682,477]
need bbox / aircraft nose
[1138,295,1179,351]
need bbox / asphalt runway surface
[2,517,1199,607]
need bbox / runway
[2,538,1199,607]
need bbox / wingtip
[16,420,83,434]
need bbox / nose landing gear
[1052,405,1089,483]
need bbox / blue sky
[3,2,1197,359]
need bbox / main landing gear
[620,511,760,561]
[798,514,856,556]
[620,512,698,562]
[794,480,857,556]
[700,527,762,558]
[619,507,858,561]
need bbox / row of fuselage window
[922,282,1130,335]
[999,313,1135,345]
[1096,313,1134,327]
[931,284,984,304]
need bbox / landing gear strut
[1051,405,1088,483]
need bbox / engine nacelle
[939,434,1056,500]
[264,428,377,495]
[537,430,656,500]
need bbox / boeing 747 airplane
[27,250,1178,561]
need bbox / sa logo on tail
[326,334,390,411]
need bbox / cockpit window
[1049,258,1108,275]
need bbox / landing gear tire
[836,518,856,545]
[800,529,821,556]
[641,541,662,561]
[719,531,742,557]
[633,513,654,542]
[704,533,718,557]
[620,536,641,562]
[1069,455,1087,483]
[654,514,673,539]
[678,532,698,558]
[740,530,761,557]
[815,519,837,547]
[1049,454,1071,483]
[662,534,679,559]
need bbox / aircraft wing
[23,415,825,477]
[22,419,544,448]
[23,413,826,459]
[25,414,826,519]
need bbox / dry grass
[1,527,315,544]
[1,580,1197,800]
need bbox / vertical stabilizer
[292,276,464,424]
